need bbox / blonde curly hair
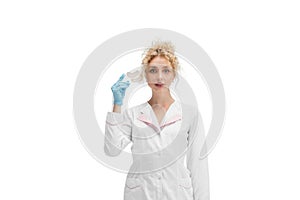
[141,40,180,77]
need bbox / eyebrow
[148,65,172,68]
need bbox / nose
[157,71,163,81]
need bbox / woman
[104,41,210,200]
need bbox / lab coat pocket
[125,177,141,189]
[124,178,145,200]
[178,177,193,200]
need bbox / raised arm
[104,73,131,156]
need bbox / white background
[1,0,299,199]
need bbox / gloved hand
[111,73,130,105]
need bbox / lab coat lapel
[137,104,160,132]
[137,101,182,132]
[160,114,182,130]
[160,101,182,130]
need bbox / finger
[117,73,125,82]
[118,82,130,88]
[117,81,130,86]
[112,82,129,91]
[111,82,120,89]
[111,82,118,89]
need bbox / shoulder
[122,102,148,115]
[181,102,199,119]
[128,102,147,111]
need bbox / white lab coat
[104,100,210,200]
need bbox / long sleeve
[186,109,210,200]
[104,109,132,157]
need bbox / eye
[163,69,170,73]
[149,68,157,73]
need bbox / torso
[148,100,175,125]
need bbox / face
[145,56,175,91]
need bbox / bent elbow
[104,144,122,157]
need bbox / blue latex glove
[111,74,130,105]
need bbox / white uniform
[104,100,210,200]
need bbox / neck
[148,89,174,106]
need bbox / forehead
[149,56,171,66]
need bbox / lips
[155,83,164,87]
